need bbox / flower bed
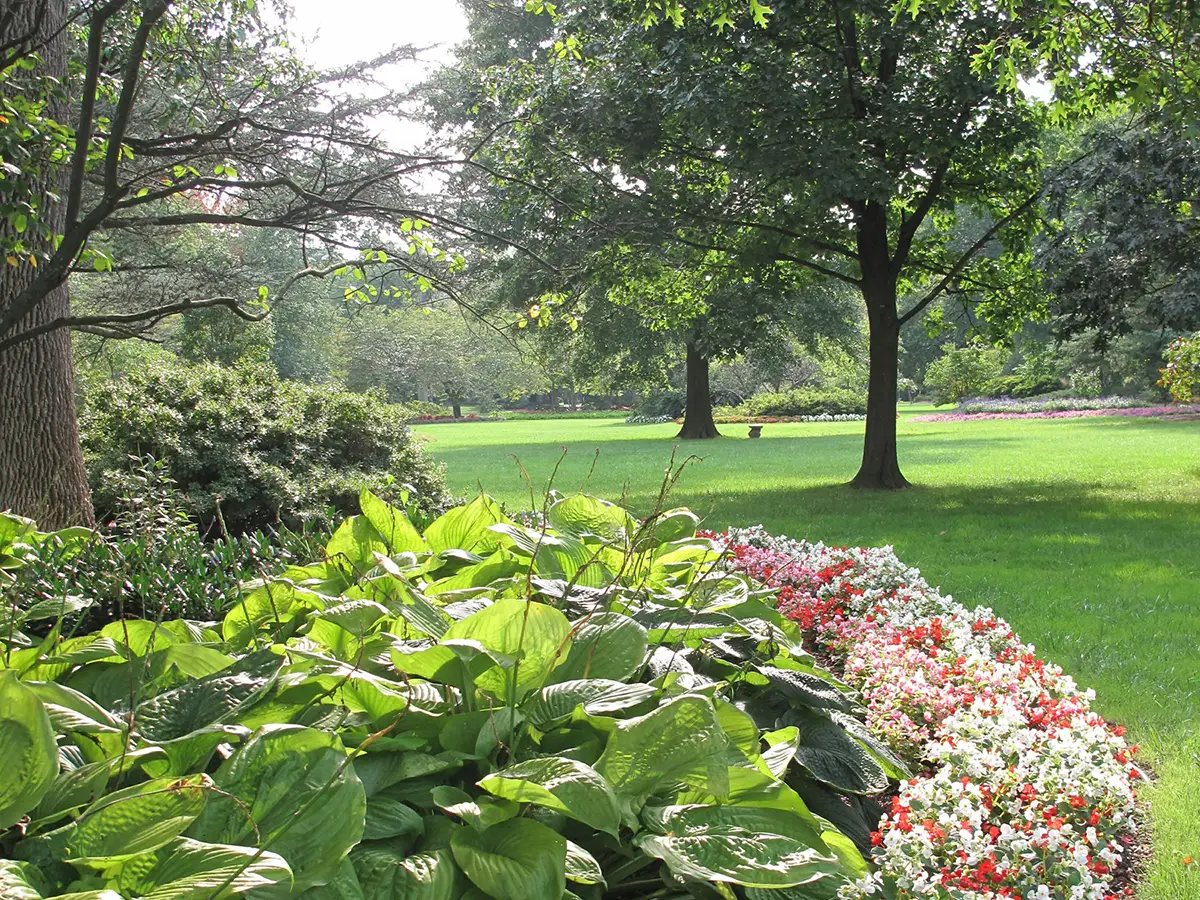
[960,396,1146,414]
[913,405,1198,423]
[715,526,1143,900]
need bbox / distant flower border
[714,528,1143,900]
[624,413,677,424]
[713,413,867,424]
[912,405,1198,423]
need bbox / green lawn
[415,406,1200,899]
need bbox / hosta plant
[0,490,907,900]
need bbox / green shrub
[0,490,893,900]
[736,386,867,417]
[81,361,452,534]
[924,342,1004,406]
[1159,332,1200,402]
[633,389,686,418]
[397,399,455,420]
[983,373,1063,399]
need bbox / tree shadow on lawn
[431,429,1030,488]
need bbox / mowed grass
[414,406,1200,899]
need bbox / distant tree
[344,307,541,417]
[1040,118,1200,349]
[1158,333,1200,403]
[431,0,1048,485]
[924,342,1005,406]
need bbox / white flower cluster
[624,414,676,425]
[794,413,866,422]
[719,527,1142,900]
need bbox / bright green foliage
[0,671,58,830]
[733,388,866,419]
[80,361,451,534]
[924,342,1006,406]
[1158,332,1200,403]
[0,487,906,899]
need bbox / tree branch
[66,0,130,226]
[897,190,1042,326]
[102,0,170,194]
[0,296,264,355]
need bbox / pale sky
[288,0,468,75]
[286,0,470,150]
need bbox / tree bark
[0,0,96,528]
[676,341,721,440]
[851,203,910,489]
[451,400,463,419]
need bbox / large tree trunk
[0,0,95,528]
[851,203,910,489]
[676,341,720,440]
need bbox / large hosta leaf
[636,805,840,888]
[425,550,525,596]
[646,508,700,546]
[442,600,570,701]
[431,785,519,832]
[755,666,853,713]
[16,635,122,682]
[564,840,604,886]
[829,711,912,781]
[375,581,452,640]
[479,756,620,836]
[360,488,426,554]
[297,858,365,900]
[450,818,565,900]
[222,582,329,645]
[551,613,647,683]
[352,846,460,900]
[363,791,425,840]
[424,495,508,556]
[524,679,651,726]
[113,837,292,899]
[135,649,282,742]
[595,694,728,816]
[0,670,61,829]
[65,774,211,866]
[0,859,46,900]
[189,725,366,892]
[34,747,166,823]
[325,515,389,570]
[547,495,635,543]
[27,681,125,734]
[784,710,889,795]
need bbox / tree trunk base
[676,422,722,440]
[848,464,911,490]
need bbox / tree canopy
[429,0,1051,485]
